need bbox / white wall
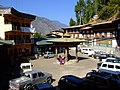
[112,39,117,47]
[0,16,12,39]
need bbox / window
[115,65,120,69]
[25,74,30,78]
[22,66,30,70]
[108,65,114,68]
[38,72,44,77]
[102,64,107,67]
[32,73,37,79]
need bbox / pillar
[55,47,58,60]
[76,46,78,62]
[65,47,68,62]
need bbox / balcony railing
[21,27,35,33]
[14,39,32,44]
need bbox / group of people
[58,55,65,65]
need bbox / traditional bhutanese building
[62,19,120,47]
[0,6,36,61]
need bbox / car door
[38,72,46,83]
[32,73,39,85]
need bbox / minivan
[99,62,120,71]
[81,47,94,54]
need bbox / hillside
[32,17,67,35]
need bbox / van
[99,62,120,72]
[80,47,94,56]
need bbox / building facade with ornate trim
[0,6,36,62]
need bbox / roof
[88,71,112,79]
[62,24,92,29]
[92,21,112,26]
[47,38,86,43]
[0,6,36,20]
[61,75,86,84]
[63,32,71,37]
[80,26,92,30]
[0,40,13,45]
[36,40,53,45]
[99,69,120,75]
[46,34,62,38]
[25,70,41,74]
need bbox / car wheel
[24,84,34,90]
[47,77,52,84]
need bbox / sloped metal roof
[0,40,13,45]
[47,38,86,43]
[36,40,53,45]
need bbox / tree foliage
[72,0,120,25]
[33,32,46,38]
[69,18,76,26]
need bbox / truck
[9,70,53,90]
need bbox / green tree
[69,18,76,26]
[33,32,46,38]
[98,0,120,20]
[33,32,41,38]
[74,0,86,25]
[72,0,120,26]
[85,0,95,23]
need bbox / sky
[0,0,78,25]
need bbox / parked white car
[44,51,55,58]
[80,47,94,57]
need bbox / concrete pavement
[30,50,98,87]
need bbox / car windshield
[95,52,101,54]
[106,59,120,63]
[107,54,116,58]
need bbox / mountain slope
[32,17,67,35]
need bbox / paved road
[30,50,99,87]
